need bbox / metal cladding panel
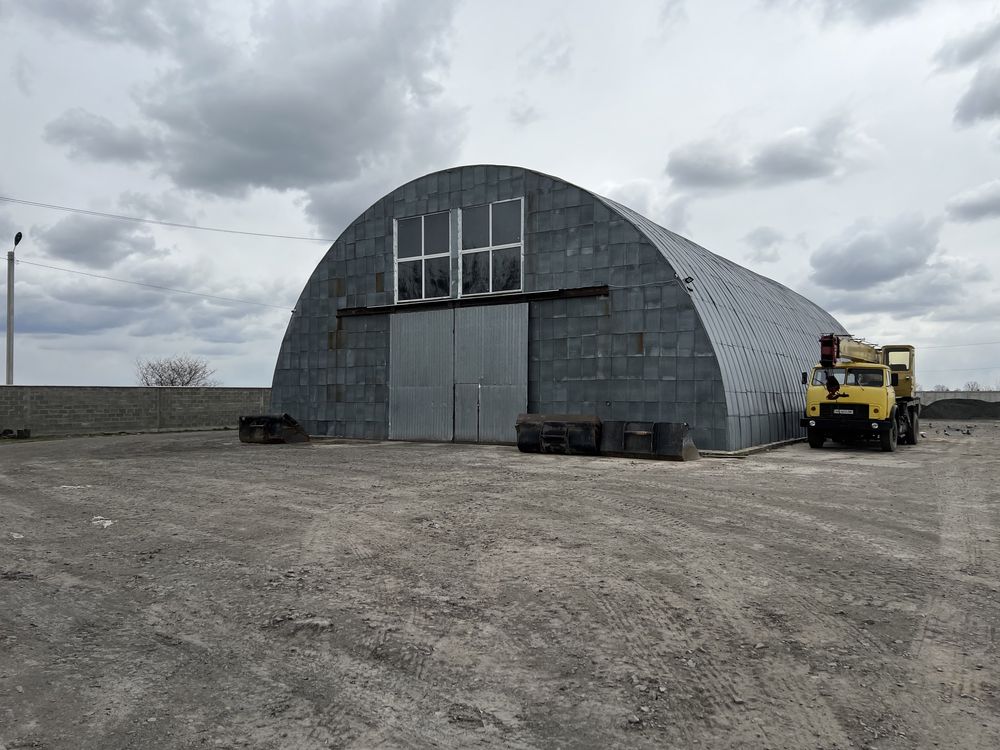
[600,198,846,450]
[389,309,454,441]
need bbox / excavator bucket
[238,414,310,444]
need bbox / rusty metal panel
[389,309,454,441]
[455,304,527,443]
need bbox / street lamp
[6,231,20,385]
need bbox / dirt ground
[1,422,998,750]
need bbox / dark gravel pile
[922,398,1000,419]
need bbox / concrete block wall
[0,387,271,437]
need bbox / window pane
[812,369,845,386]
[425,256,450,298]
[462,251,489,295]
[462,205,489,250]
[397,217,422,259]
[491,199,521,245]
[492,246,521,292]
[397,260,422,301]
[423,212,449,255]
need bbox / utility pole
[6,231,20,385]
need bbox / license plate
[833,408,854,415]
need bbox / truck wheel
[905,413,919,445]
[880,419,897,452]
[807,428,825,449]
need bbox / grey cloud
[303,174,398,241]
[2,293,129,335]
[33,215,159,268]
[659,0,687,26]
[809,214,941,291]
[666,115,873,190]
[510,100,542,127]
[768,0,927,25]
[6,251,290,340]
[666,141,750,189]
[954,65,1000,125]
[751,117,851,183]
[0,211,17,247]
[44,108,161,164]
[946,180,1000,221]
[934,17,1000,71]
[928,294,1000,322]
[12,53,33,96]
[744,226,784,263]
[519,32,572,77]
[118,191,194,224]
[10,0,210,53]
[41,1,465,205]
[812,258,988,318]
[601,180,691,233]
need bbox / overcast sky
[1,0,998,389]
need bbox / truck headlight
[808,420,816,427]
[871,422,878,429]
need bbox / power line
[920,340,1000,349]
[921,365,1000,373]
[0,194,334,243]
[16,258,294,312]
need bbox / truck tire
[807,428,825,449]
[905,412,919,445]
[880,418,897,452]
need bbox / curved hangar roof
[603,197,846,445]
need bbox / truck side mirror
[802,372,808,385]
[891,373,899,386]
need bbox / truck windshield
[812,368,884,387]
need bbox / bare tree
[963,381,983,392]
[931,384,950,392]
[136,355,220,387]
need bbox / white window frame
[458,198,524,298]
[393,211,451,304]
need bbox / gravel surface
[1,423,998,749]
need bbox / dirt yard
[1,422,998,749]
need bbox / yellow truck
[800,334,920,452]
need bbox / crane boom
[819,334,881,367]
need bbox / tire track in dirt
[909,434,1000,747]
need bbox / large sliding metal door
[388,309,454,441]
[454,304,528,443]
[389,303,527,444]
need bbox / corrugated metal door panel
[454,383,479,442]
[479,385,522,443]
[455,304,529,386]
[389,309,454,441]
[455,304,528,443]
